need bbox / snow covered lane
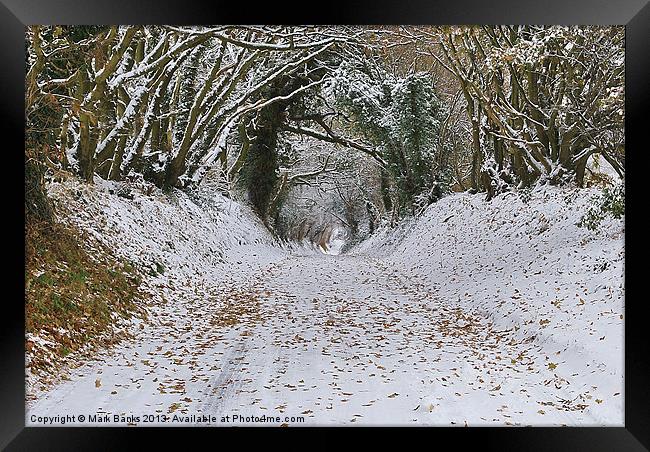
[27,253,617,426]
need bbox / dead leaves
[168,403,181,413]
[31,243,621,428]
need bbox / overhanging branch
[281,124,386,166]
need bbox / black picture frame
[3,0,648,449]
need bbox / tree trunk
[77,113,94,182]
[380,169,393,214]
[241,100,282,221]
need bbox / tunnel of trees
[26,25,625,245]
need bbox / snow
[354,185,624,425]
[27,181,623,426]
[586,154,622,184]
[52,176,285,287]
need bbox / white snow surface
[27,181,624,426]
[353,185,624,425]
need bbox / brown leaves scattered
[168,403,181,413]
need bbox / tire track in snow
[198,340,247,420]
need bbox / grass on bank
[25,218,147,374]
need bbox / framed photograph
[4,0,648,449]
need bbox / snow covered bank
[354,186,625,425]
[47,176,286,288]
[27,176,288,399]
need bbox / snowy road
[27,253,616,426]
